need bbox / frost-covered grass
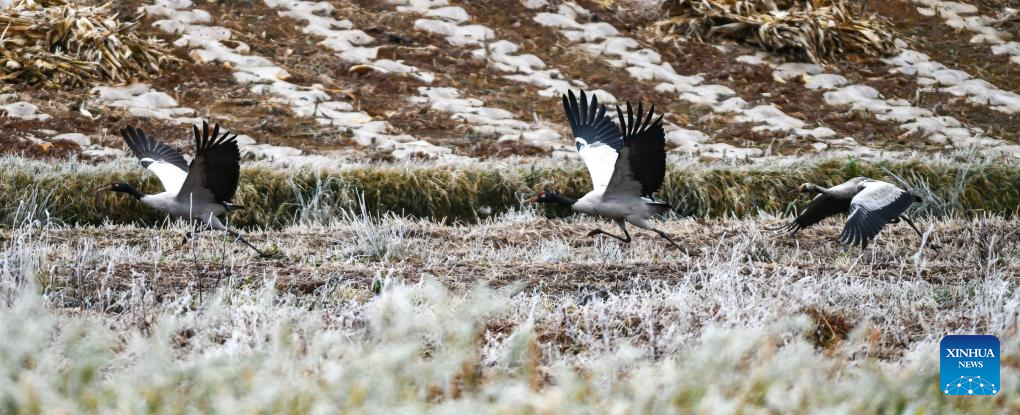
[4,152,1020,227]
[2,279,1016,413]
[1,205,1018,412]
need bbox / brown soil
[5,0,1018,163]
[865,0,1020,143]
[570,0,916,153]
[34,214,1008,297]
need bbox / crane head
[524,190,550,204]
[790,183,811,194]
[792,183,829,195]
[97,182,124,192]
[96,182,116,193]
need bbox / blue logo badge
[940,335,999,395]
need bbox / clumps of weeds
[339,205,418,262]
[653,0,898,63]
[802,306,854,350]
[734,227,776,263]
[2,189,58,229]
[6,154,1020,227]
[286,173,350,227]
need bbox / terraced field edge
[3,154,1018,227]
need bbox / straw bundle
[0,0,175,87]
[994,8,1020,39]
[654,0,898,63]
[979,0,1020,9]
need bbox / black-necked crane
[526,90,682,250]
[99,121,274,257]
[775,176,929,249]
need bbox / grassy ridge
[2,155,1019,228]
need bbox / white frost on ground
[90,84,202,124]
[51,133,90,147]
[231,133,307,164]
[410,87,564,149]
[741,52,1017,156]
[89,84,326,163]
[883,47,1020,114]
[146,1,365,126]
[0,94,50,121]
[264,0,434,83]
[80,146,126,159]
[390,0,727,156]
[912,0,1020,65]
[481,40,615,102]
[142,0,465,162]
[4,208,1020,412]
[534,2,835,140]
[387,0,582,149]
[665,126,763,159]
[5,129,131,160]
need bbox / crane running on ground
[99,121,275,257]
[526,90,683,251]
[774,177,931,250]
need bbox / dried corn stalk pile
[994,9,1020,39]
[979,0,1020,9]
[653,0,897,63]
[0,0,174,87]
[980,0,1020,38]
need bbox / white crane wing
[840,181,918,248]
[146,162,188,194]
[120,126,189,193]
[562,90,621,193]
[577,143,618,193]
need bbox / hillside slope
[2,0,1018,166]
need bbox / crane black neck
[113,183,145,200]
[542,193,576,207]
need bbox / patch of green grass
[2,155,1019,228]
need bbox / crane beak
[95,185,112,193]
[524,196,539,204]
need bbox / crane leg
[651,228,684,250]
[587,219,631,243]
[227,229,277,258]
[900,216,939,251]
[181,225,210,246]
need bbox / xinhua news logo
[940,335,999,395]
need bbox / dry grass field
[2,207,1019,412]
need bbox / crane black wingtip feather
[211,123,220,146]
